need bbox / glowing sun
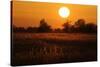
[59,7,70,18]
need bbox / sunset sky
[12,1,97,29]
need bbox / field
[11,33,97,66]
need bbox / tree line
[13,19,97,33]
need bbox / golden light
[58,7,70,18]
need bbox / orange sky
[12,1,97,29]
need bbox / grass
[11,33,97,66]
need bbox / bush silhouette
[54,28,62,33]
[13,25,26,32]
[27,27,38,33]
[13,18,97,33]
[74,19,86,32]
[85,23,97,33]
[62,19,97,33]
[62,20,71,32]
[38,19,52,32]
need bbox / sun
[58,7,70,18]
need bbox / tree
[27,27,38,33]
[62,20,71,32]
[38,19,52,32]
[54,28,62,33]
[74,19,86,32]
[12,25,26,32]
[85,23,97,33]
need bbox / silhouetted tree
[62,20,71,32]
[27,27,38,33]
[70,25,77,33]
[12,25,26,32]
[54,28,62,33]
[17,27,26,32]
[38,19,52,32]
[74,19,86,32]
[12,19,97,33]
[85,23,97,33]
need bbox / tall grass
[11,33,97,66]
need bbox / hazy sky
[12,1,97,29]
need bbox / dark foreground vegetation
[11,33,97,66]
[11,18,97,66]
[13,19,97,33]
